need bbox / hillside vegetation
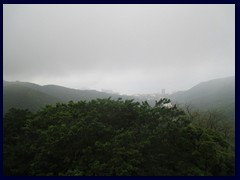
[170,76,235,120]
[4,98,234,176]
[3,77,235,120]
[3,83,62,114]
[3,81,132,114]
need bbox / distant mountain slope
[39,84,130,102]
[3,83,62,114]
[3,81,131,114]
[3,76,235,120]
[170,76,235,119]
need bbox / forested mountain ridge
[3,80,131,114]
[3,80,124,101]
[170,76,234,107]
[3,76,235,119]
[169,76,235,120]
[3,82,62,114]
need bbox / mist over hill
[169,76,235,119]
[3,76,235,120]
[3,80,133,114]
[3,82,62,113]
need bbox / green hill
[39,84,129,102]
[170,76,235,120]
[3,83,62,114]
[3,76,235,120]
[3,81,130,114]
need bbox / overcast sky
[3,4,235,95]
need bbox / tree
[3,99,235,176]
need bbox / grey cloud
[3,4,235,94]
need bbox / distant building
[161,88,165,95]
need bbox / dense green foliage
[4,98,234,176]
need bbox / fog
[3,4,235,95]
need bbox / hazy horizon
[3,4,235,95]
[3,75,234,96]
